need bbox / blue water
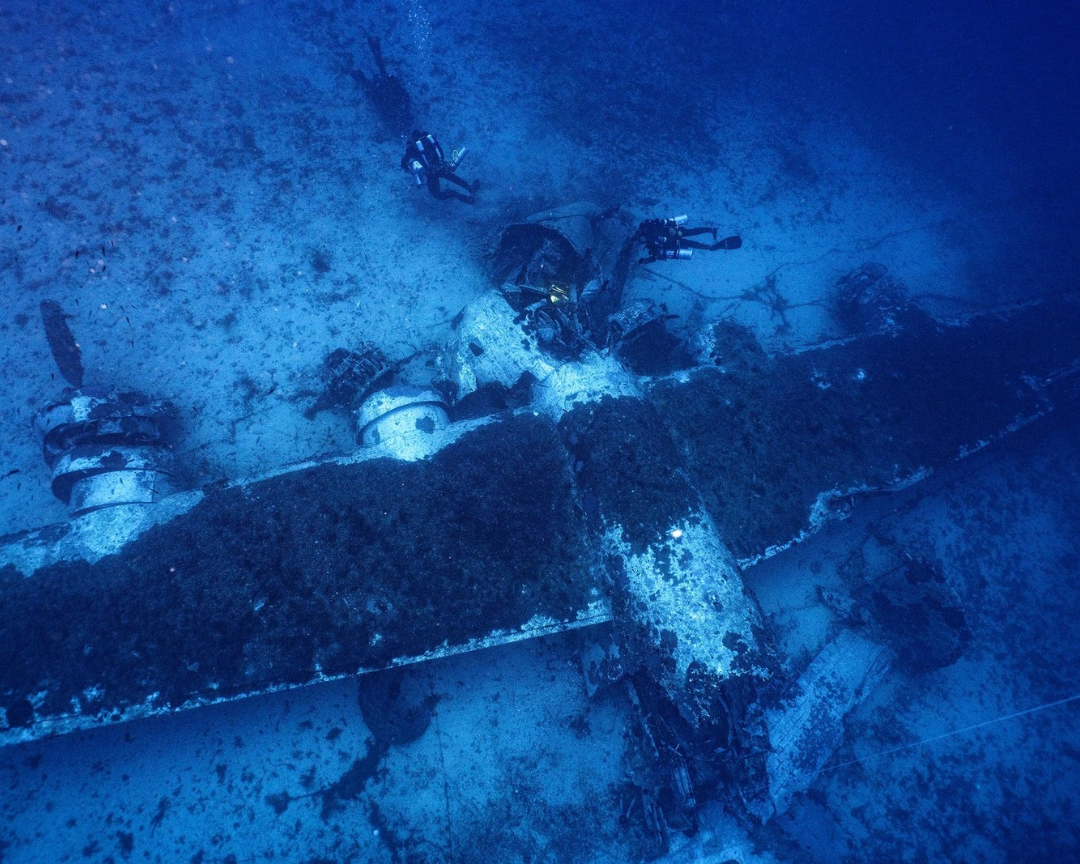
[1,0,1078,861]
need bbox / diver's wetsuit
[636,218,730,264]
[401,132,476,204]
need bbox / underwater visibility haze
[1,0,1079,861]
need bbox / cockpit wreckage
[3,204,1079,852]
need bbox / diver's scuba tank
[448,147,468,171]
[669,214,688,226]
[409,159,425,186]
[661,248,693,260]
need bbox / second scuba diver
[401,130,479,204]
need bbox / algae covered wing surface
[0,413,604,744]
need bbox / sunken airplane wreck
[2,204,1080,848]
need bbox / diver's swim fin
[717,235,742,250]
[368,35,387,76]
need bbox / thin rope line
[821,692,1080,774]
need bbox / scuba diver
[401,130,479,204]
[635,216,742,264]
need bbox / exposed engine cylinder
[33,387,180,516]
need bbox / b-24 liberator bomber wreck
[2,208,1078,847]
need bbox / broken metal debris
[608,298,694,375]
[831,536,971,673]
[764,629,891,818]
[834,261,922,334]
[492,202,637,348]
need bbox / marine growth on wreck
[1,1,1079,862]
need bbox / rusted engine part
[492,202,637,346]
[582,632,687,857]
[631,669,769,839]
[659,294,1080,565]
[517,294,592,361]
[834,262,925,334]
[303,344,393,420]
[39,299,83,388]
[33,387,181,516]
[347,35,414,139]
[829,536,971,673]
[622,677,692,856]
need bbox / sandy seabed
[1,0,1077,861]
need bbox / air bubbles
[406,0,433,76]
